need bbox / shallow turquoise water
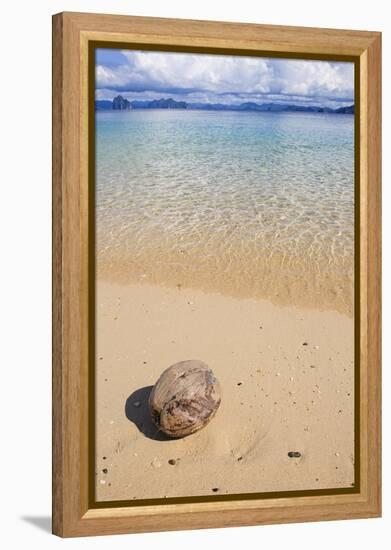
[96,109,354,313]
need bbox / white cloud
[272,59,354,98]
[95,49,354,106]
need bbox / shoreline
[96,266,354,317]
[95,280,354,501]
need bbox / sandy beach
[95,280,354,502]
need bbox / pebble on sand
[288,451,302,458]
[212,487,219,492]
[168,459,177,466]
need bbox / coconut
[149,360,221,437]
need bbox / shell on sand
[149,360,221,438]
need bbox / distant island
[96,95,354,115]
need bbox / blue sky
[95,48,354,108]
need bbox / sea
[96,109,355,314]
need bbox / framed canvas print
[52,12,381,537]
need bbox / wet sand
[95,280,355,502]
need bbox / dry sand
[95,280,354,502]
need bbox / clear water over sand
[96,109,354,314]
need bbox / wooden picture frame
[52,11,381,537]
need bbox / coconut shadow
[125,386,172,441]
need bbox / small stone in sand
[212,487,219,492]
[302,342,308,346]
[310,365,316,369]
[133,401,141,408]
[102,456,107,460]
[288,451,302,458]
[168,459,177,466]
[102,468,108,474]
[237,456,243,461]
[99,480,106,485]
[237,382,243,386]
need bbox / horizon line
[95,96,355,110]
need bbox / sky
[95,48,354,109]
